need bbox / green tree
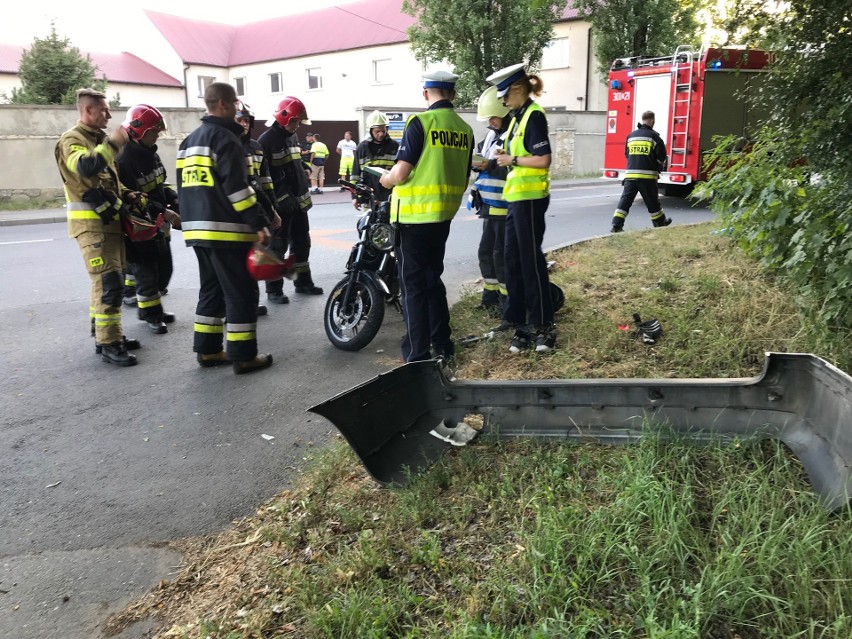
[574,0,700,75]
[401,0,568,106]
[8,24,106,105]
[696,0,852,348]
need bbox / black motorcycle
[324,180,400,351]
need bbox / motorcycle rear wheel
[324,276,386,351]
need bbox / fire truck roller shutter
[633,74,672,145]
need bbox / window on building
[373,59,392,85]
[198,75,215,97]
[306,67,322,90]
[234,77,246,96]
[269,72,282,94]
[542,37,570,69]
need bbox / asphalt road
[0,184,715,638]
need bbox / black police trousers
[503,196,553,330]
[396,220,453,362]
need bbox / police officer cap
[423,70,459,90]
[486,62,527,97]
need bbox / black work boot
[100,341,138,366]
[147,319,168,334]
[95,336,140,354]
[267,292,290,304]
[294,283,323,295]
[611,218,624,233]
[652,214,672,227]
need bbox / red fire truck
[602,46,771,194]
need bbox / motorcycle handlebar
[339,179,371,194]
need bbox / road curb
[0,180,612,227]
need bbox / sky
[0,0,359,51]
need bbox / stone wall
[0,104,205,205]
[0,104,606,206]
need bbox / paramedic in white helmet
[349,110,400,207]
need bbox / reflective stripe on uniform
[227,186,258,212]
[93,312,122,326]
[625,171,659,179]
[182,220,256,242]
[136,292,162,308]
[184,230,257,242]
[227,321,257,342]
[194,314,224,334]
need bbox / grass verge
[0,195,64,211]
[107,223,851,638]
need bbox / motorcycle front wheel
[324,275,386,351]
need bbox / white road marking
[0,238,55,245]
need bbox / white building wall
[538,21,607,112]
[0,73,19,101]
[101,84,185,108]
[184,65,230,110]
[1,75,185,109]
[227,43,440,122]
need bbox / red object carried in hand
[246,243,296,281]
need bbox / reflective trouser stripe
[227,331,256,342]
[93,313,121,326]
[194,323,224,333]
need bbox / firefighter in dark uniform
[487,63,556,353]
[380,70,473,362]
[258,96,323,300]
[235,100,282,317]
[55,87,141,366]
[611,110,671,232]
[349,110,399,209]
[116,104,181,334]
[177,82,273,374]
[470,86,510,316]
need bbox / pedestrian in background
[336,130,358,188]
[350,111,399,208]
[487,63,556,353]
[380,70,473,362]
[610,110,671,233]
[309,133,329,194]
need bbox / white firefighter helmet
[476,86,510,122]
[366,110,390,129]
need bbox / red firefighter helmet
[122,104,166,140]
[123,212,164,242]
[272,96,311,128]
[246,243,296,281]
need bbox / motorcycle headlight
[369,222,395,252]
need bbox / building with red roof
[0,44,183,107]
[1,0,603,121]
[140,0,604,120]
